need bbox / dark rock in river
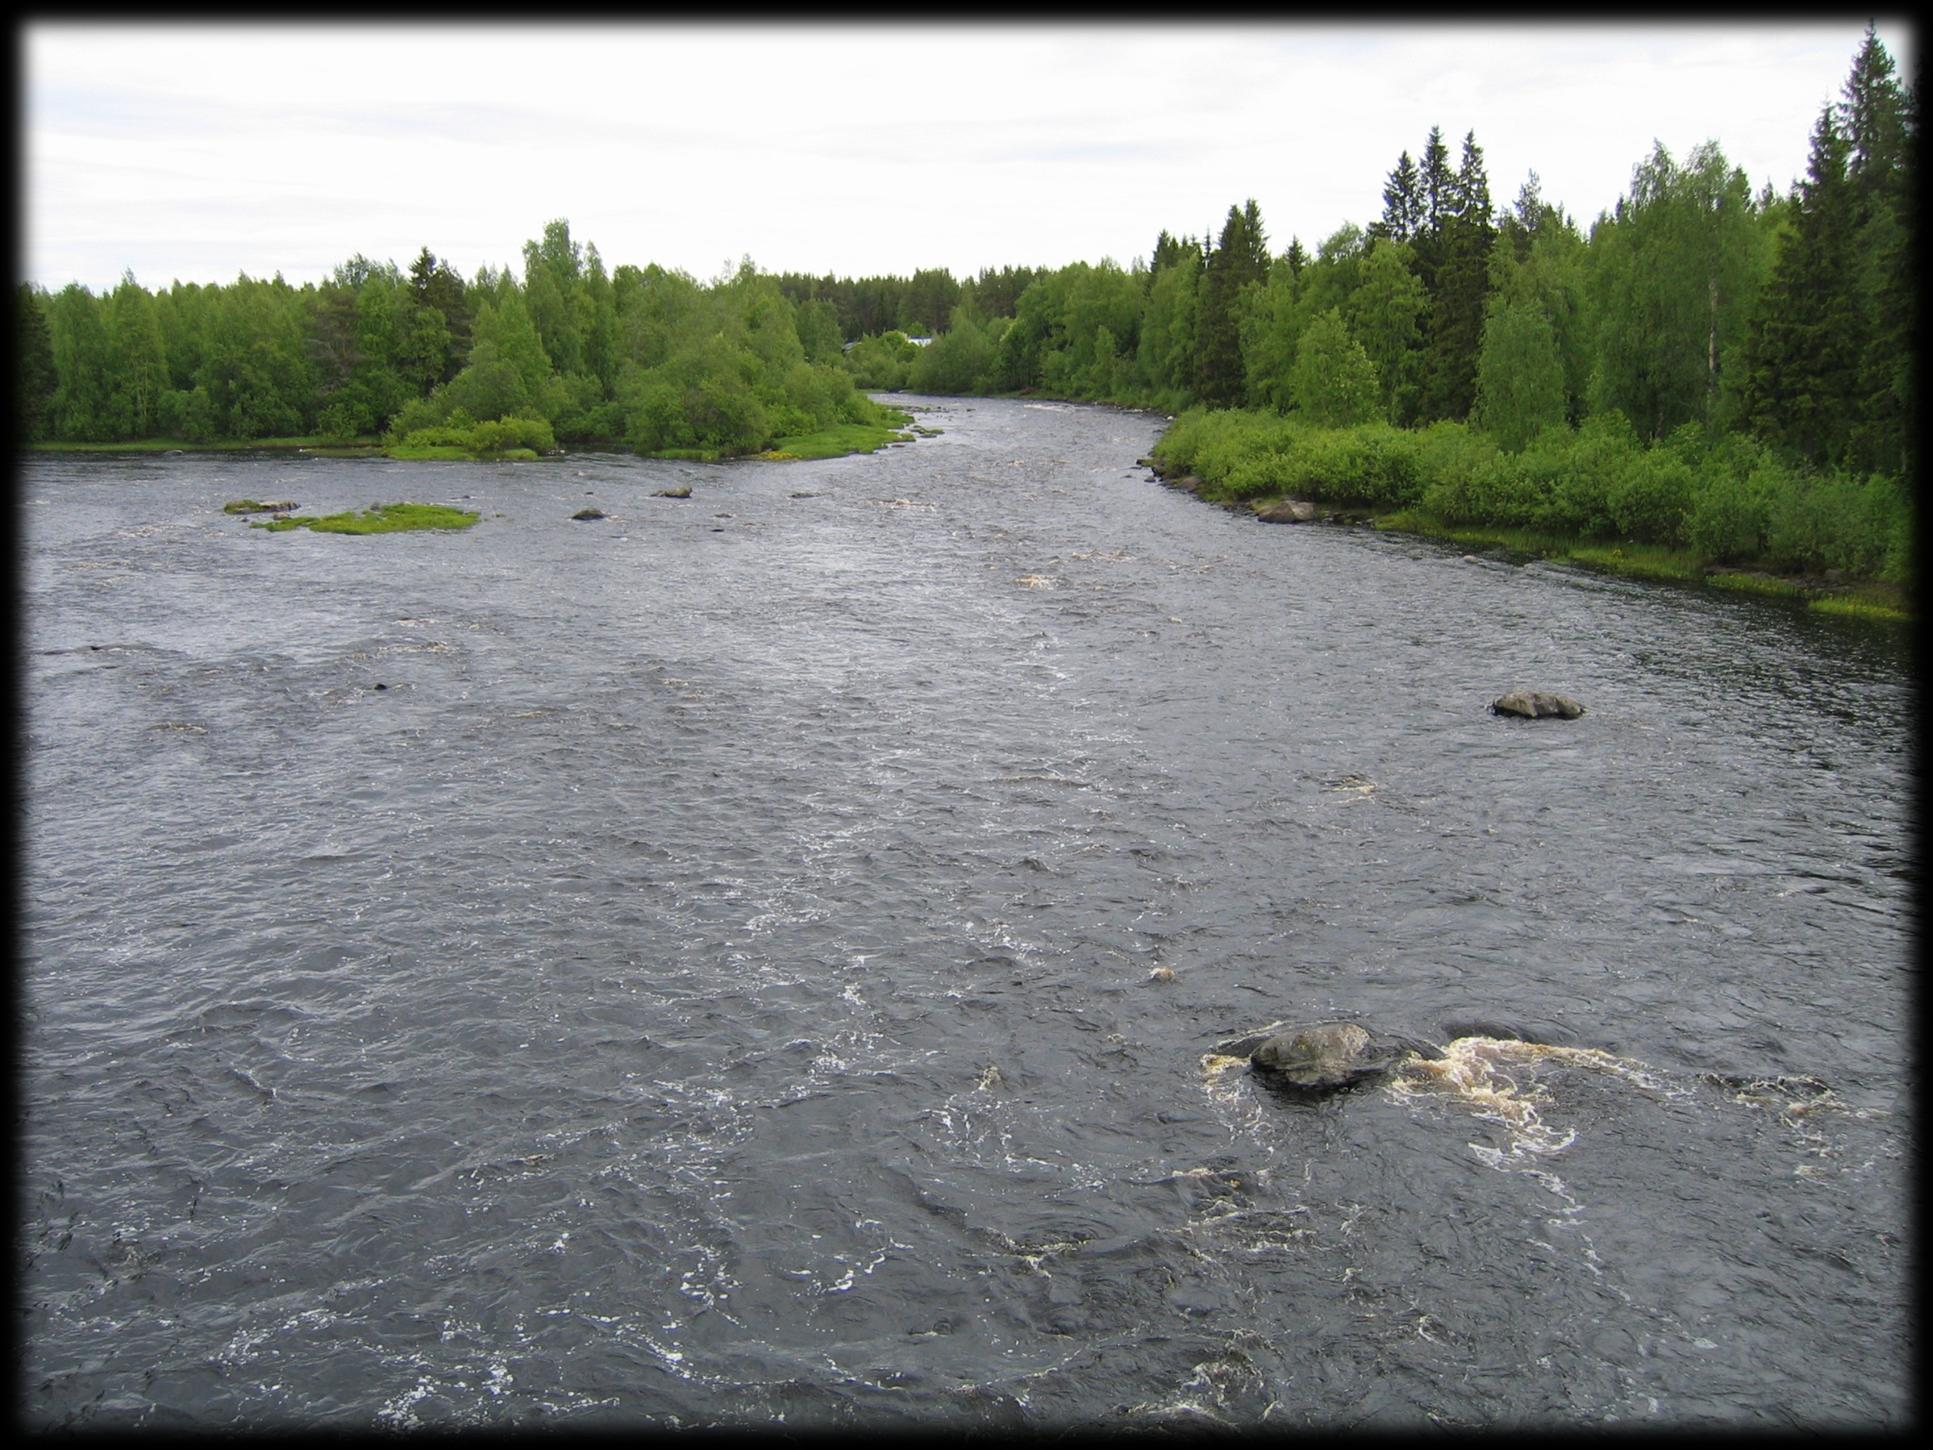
[1253,498,1318,524]
[1218,1021,1438,1098]
[654,485,693,499]
[571,507,606,521]
[1491,690,1585,719]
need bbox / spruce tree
[1194,201,1269,406]
[1837,23,1914,476]
[1375,151,1424,243]
[1418,130,1497,422]
[1745,106,1859,467]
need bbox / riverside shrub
[1607,447,1696,544]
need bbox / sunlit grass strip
[250,502,479,534]
[1372,506,1910,621]
[1808,591,1911,622]
[757,421,915,461]
[1567,542,1707,585]
[1370,510,1573,559]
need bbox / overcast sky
[21,18,1919,295]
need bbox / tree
[1346,240,1428,425]
[794,298,844,365]
[1836,23,1915,476]
[1374,150,1425,243]
[1418,130,1497,422]
[910,304,996,393]
[1591,139,1766,442]
[1289,308,1383,427]
[1135,246,1200,401]
[1742,108,1858,465]
[522,219,587,378]
[16,284,60,441]
[45,284,116,440]
[1473,296,1566,449]
[1194,200,1270,405]
[408,246,472,382]
[900,268,961,336]
[105,272,168,437]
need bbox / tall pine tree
[1418,130,1496,422]
[1837,23,1914,476]
[1744,106,1859,466]
[1194,201,1269,406]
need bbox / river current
[17,397,1914,1428]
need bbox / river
[18,396,1914,1428]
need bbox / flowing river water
[18,397,1914,1429]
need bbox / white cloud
[22,19,1917,293]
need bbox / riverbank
[27,404,920,467]
[1143,408,1912,626]
[1143,458,1911,626]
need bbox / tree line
[15,224,913,459]
[902,29,1911,468]
[885,26,1914,584]
[15,28,1914,580]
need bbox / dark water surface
[19,398,1913,1428]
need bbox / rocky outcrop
[1253,498,1317,524]
[1491,690,1585,719]
[1217,1020,1439,1097]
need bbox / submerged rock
[571,507,606,521]
[1491,690,1585,719]
[654,485,693,499]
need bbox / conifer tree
[1744,106,1859,466]
[1193,201,1269,406]
[1836,23,1915,476]
[408,247,472,383]
[1418,130,1496,421]
[1375,150,1424,243]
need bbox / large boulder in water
[1254,498,1318,524]
[1219,1021,1435,1097]
[1491,690,1585,719]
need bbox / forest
[17,28,1914,591]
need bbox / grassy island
[248,501,479,534]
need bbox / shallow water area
[19,398,1912,1429]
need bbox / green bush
[394,413,553,458]
[1607,448,1695,545]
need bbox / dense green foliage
[23,223,904,463]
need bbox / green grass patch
[762,421,915,460]
[1806,588,1911,623]
[1567,543,1707,586]
[250,501,480,534]
[1370,504,1912,621]
[1702,570,1813,601]
[222,498,298,514]
[1370,509,1572,560]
